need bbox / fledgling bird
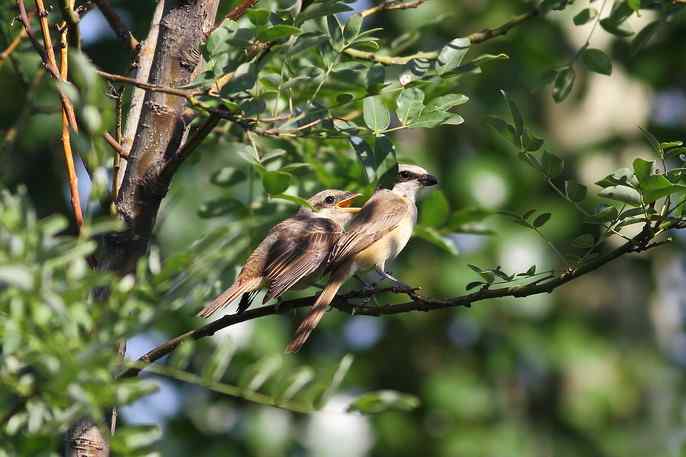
[197,190,360,318]
[285,164,438,352]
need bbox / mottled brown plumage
[286,165,438,352]
[197,190,360,318]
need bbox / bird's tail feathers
[197,277,261,318]
[285,268,348,352]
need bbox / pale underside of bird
[285,164,438,352]
[197,190,360,319]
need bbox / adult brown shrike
[197,190,360,318]
[286,164,438,352]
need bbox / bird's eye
[399,171,411,179]
[324,195,336,204]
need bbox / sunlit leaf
[347,390,420,414]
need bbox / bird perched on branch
[197,190,360,318]
[286,164,438,352]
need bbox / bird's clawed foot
[354,274,377,293]
[375,269,416,293]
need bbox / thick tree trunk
[66,1,220,455]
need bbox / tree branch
[0,25,28,65]
[58,7,84,229]
[16,0,78,131]
[466,7,540,44]
[361,0,427,18]
[345,4,541,64]
[96,69,197,100]
[225,0,258,21]
[121,225,662,378]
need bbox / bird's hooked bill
[420,174,438,186]
[336,192,362,212]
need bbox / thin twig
[16,0,78,131]
[361,0,427,18]
[58,0,81,48]
[345,4,541,64]
[121,225,661,378]
[96,69,197,100]
[58,11,84,228]
[466,7,540,44]
[93,0,139,51]
[0,27,28,65]
[226,0,258,21]
[104,131,128,158]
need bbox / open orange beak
[336,192,362,212]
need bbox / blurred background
[2,0,686,456]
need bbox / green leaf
[425,94,469,112]
[413,225,458,255]
[436,37,471,75]
[500,90,523,137]
[632,158,653,181]
[661,141,683,150]
[599,186,642,206]
[573,8,597,25]
[582,48,612,76]
[0,265,33,290]
[447,207,491,230]
[314,354,354,409]
[202,341,236,383]
[396,88,425,125]
[590,205,619,223]
[257,25,301,42]
[639,127,662,157]
[553,67,575,102]
[410,110,454,128]
[533,213,551,228]
[297,1,353,25]
[542,151,564,178]
[524,131,544,151]
[241,355,282,392]
[210,167,246,187]
[565,181,587,202]
[600,18,634,37]
[571,234,595,249]
[363,96,391,132]
[633,159,686,202]
[326,15,344,48]
[631,21,659,55]
[468,264,483,273]
[628,0,641,10]
[223,61,258,93]
[246,8,270,26]
[271,193,314,210]
[261,170,293,195]
[343,13,363,42]
[198,198,248,218]
[595,168,637,188]
[347,390,420,414]
[275,367,315,403]
[419,190,450,227]
[488,116,517,145]
[206,26,231,56]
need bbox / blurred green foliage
[2,0,686,456]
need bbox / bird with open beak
[197,190,360,318]
[286,164,438,352]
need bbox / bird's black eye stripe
[399,171,412,180]
[324,195,336,204]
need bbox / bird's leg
[374,268,414,292]
[354,274,376,290]
[354,274,380,305]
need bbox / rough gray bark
[66,1,221,456]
